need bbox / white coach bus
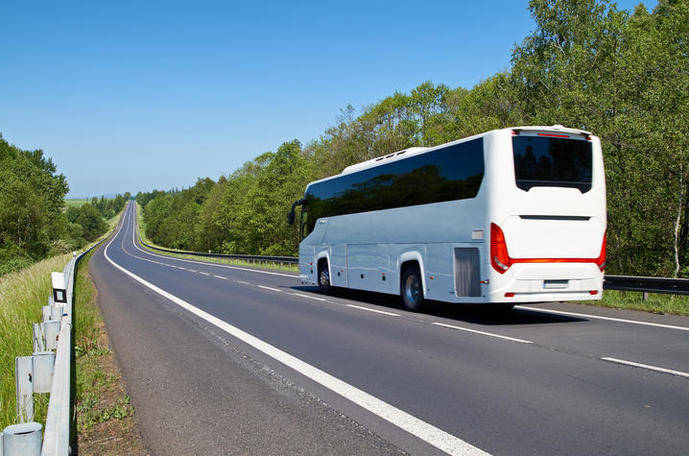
[288,126,606,311]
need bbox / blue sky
[0,0,654,198]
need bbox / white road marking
[199,272,211,276]
[214,275,227,280]
[291,293,327,302]
[236,280,251,285]
[432,322,533,344]
[346,304,399,317]
[517,305,689,332]
[258,285,282,293]
[103,213,491,456]
[601,357,689,379]
[179,267,187,270]
[188,269,197,273]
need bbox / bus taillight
[490,223,511,274]
[596,233,606,272]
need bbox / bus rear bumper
[486,263,603,303]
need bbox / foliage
[0,134,131,274]
[138,0,689,276]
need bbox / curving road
[89,202,689,455]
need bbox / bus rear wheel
[401,265,424,312]
[318,259,331,293]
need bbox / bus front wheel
[401,265,424,312]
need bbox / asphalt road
[89,202,689,455]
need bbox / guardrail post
[49,304,62,321]
[41,306,51,323]
[32,352,55,394]
[3,422,42,456]
[32,324,45,353]
[15,357,33,422]
[42,321,60,351]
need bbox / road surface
[89,202,689,455]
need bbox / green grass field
[64,198,90,207]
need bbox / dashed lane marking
[601,357,689,379]
[346,304,399,317]
[258,285,282,293]
[432,322,533,344]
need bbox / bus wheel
[401,265,424,312]
[318,259,331,293]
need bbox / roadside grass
[592,290,689,317]
[135,202,298,273]
[0,252,72,428]
[106,208,124,230]
[64,198,89,208]
[73,242,144,453]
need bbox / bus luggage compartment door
[330,244,348,287]
[347,244,391,293]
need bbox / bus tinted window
[512,136,592,192]
[304,138,484,233]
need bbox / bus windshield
[512,136,592,192]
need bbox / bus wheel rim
[405,275,420,303]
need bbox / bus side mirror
[288,198,306,225]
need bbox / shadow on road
[289,285,585,326]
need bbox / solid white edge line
[258,285,282,293]
[601,357,689,379]
[102,205,491,456]
[432,323,533,344]
[346,304,399,317]
[516,305,689,332]
[291,292,327,302]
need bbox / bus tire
[318,258,331,293]
[401,264,424,312]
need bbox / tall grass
[597,290,689,316]
[0,252,72,428]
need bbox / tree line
[0,134,130,275]
[137,0,689,277]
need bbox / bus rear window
[512,136,592,192]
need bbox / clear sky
[0,0,654,198]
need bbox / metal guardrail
[604,275,689,295]
[2,236,108,455]
[139,239,299,265]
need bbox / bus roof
[305,125,593,190]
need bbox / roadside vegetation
[0,253,72,428]
[137,0,689,280]
[598,291,689,317]
[136,203,297,272]
[0,206,141,451]
[0,133,131,275]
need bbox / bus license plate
[543,280,568,289]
